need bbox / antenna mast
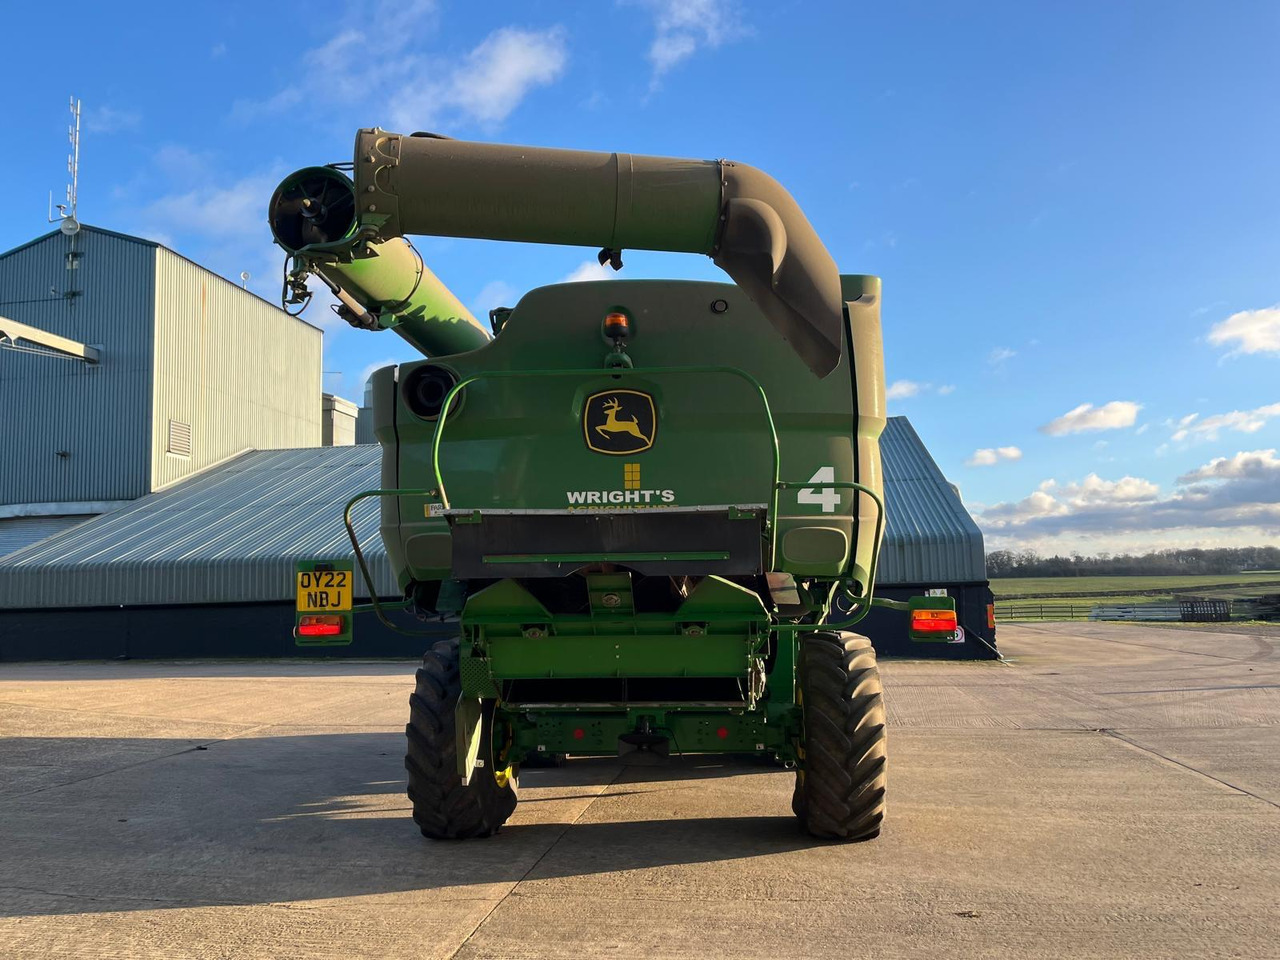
[49,96,83,235]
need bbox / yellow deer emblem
[596,397,652,444]
[584,389,656,454]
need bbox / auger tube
[273,131,845,375]
[353,129,843,377]
[268,166,491,359]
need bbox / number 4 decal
[797,466,841,513]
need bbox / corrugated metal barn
[876,418,986,586]
[0,225,323,553]
[0,417,993,660]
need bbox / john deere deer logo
[584,390,656,455]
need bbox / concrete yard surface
[1,623,1278,959]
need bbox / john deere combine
[271,129,957,842]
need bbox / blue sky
[3,1,1278,555]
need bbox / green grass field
[990,572,1280,601]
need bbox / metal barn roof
[0,447,396,608]
[0,515,95,560]
[0,417,985,609]
[877,416,986,585]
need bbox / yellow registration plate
[296,569,353,612]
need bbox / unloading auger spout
[269,128,844,375]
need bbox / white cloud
[1171,402,1280,442]
[988,346,1016,364]
[233,3,566,133]
[1056,473,1159,505]
[635,0,749,83]
[1208,305,1280,356]
[885,380,962,402]
[981,490,1069,524]
[886,380,922,400]
[86,105,141,135]
[139,171,280,238]
[650,32,698,74]
[211,42,227,58]
[966,446,1022,467]
[1178,449,1280,483]
[562,260,618,283]
[390,26,568,130]
[471,280,518,317]
[977,453,1280,550]
[1040,401,1141,436]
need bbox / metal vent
[167,419,192,458]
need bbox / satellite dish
[240,271,251,288]
[59,217,80,236]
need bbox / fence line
[995,599,1232,623]
[995,603,1091,621]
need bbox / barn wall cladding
[0,228,156,504]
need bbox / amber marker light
[603,310,631,341]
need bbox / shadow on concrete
[0,660,419,681]
[0,735,818,917]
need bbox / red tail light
[987,603,996,629]
[297,615,344,637]
[910,608,958,635]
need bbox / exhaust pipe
[351,129,844,377]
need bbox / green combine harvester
[271,129,958,842]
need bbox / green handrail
[770,479,886,631]
[342,487,443,636]
[429,365,784,556]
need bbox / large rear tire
[792,630,887,841]
[405,638,518,839]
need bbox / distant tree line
[986,546,1280,578]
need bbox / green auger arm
[269,128,845,376]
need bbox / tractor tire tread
[793,630,887,841]
[404,638,517,840]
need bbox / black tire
[792,630,886,841]
[405,638,518,839]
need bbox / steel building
[0,225,323,551]
[0,417,992,660]
[322,394,359,446]
[355,378,378,444]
